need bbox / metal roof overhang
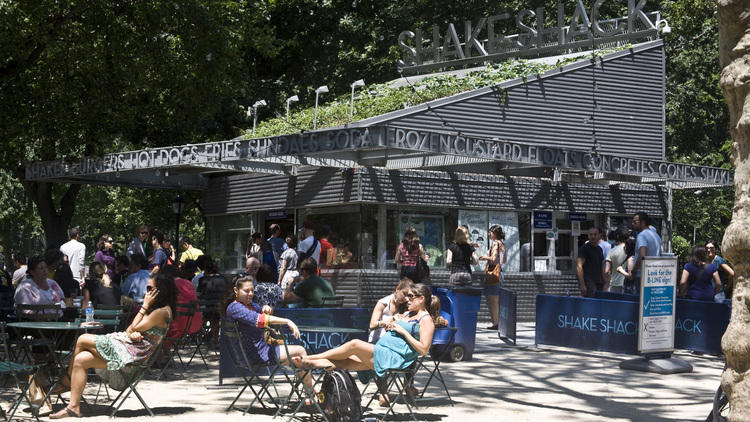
[24,124,733,191]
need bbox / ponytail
[412,283,441,321]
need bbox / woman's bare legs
[299,339,375,370]
[277,344,315,391]
[487,294,499,326]
[50,335,107,417]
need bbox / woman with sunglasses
[296,284,439,401]
[49,270,177,419]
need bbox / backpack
[319,369,362,422]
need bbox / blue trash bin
[432,287,482,361]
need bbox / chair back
[172,300,197,339]
[0,321,10,361]
[320,296,345,308]
[15,304,61,322]
[221,319,258,371]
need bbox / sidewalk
[2,323,723,421]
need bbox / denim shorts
[483,283,500,295]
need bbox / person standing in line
[597,227,611,270]
[631,211,661,292]
[11,253,27,287]
[245,232,262,260]
[278,236,299,290]
[60,227,86,288]
[394,226,425,283]
[479,225,506,330]
[705,240,735,299]
[266,224,288,267]
[297,220,321,264]
[577,227,604,297]
[126,225,149,258]
[150,230,168,275]
[679,246,721,301]
[446,226,478,287]
[318,225,335,268]
[604,229,629,293]
[94,235,116,279]
[178,236,203,268]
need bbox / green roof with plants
[241,46,630,140]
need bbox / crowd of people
[574,211,735,303]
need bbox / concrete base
[619,357,693,374]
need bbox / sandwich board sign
[638,256,678,354]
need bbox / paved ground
[2,323,724,421]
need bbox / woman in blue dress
[297,284,438,393]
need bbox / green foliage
[72,186,205,260]
[671,235,691,266]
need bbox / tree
[717,0,750,420]
[0,1,249,247]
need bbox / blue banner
[535,295,730,355]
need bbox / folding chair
[364,365,419,422]
[221,319,293,415]
[156,301,197,380]
[0,322,42,422]
[415,326,457,401]
[106,338,167,417]
[186,299,218,368]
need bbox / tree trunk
[22,181,81,249]
[718,1,750,420]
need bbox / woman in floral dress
[49,270,177,419]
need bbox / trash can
[431,287,482,361]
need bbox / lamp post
[350,79,365,118]
[172,194,185,262]
[286,95,299,121]
[252,100,266,133]
[314,85,328,130]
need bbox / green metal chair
[221,319,294,414]
[0,321,42,422]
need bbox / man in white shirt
[11,253,27,286]
[297,220,321,264]
[60,227,86,287]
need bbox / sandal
[378,394,390,407]
[50,376,71,395]
[49,407,82,419]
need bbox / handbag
[263,327,285,345]
[484,244,501,286]
[416,257,430,281]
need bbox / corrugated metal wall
[383,42,665,160]
[204,167,355,215]
[359,168,668,216]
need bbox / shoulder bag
[484,243,501,286]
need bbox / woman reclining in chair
[49,269,177,419]
[296,283,438,402]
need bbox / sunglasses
[146,285,155,292]
[140,231,148,235]
[406,293,422,299]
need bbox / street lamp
[350,79,365,118]
[252,100,267,133]
[314,85,328,130]
[172,194,185,262]
[286,95,299,121]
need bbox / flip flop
[49,407,82,419]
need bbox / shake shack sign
[397,0,660,73]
